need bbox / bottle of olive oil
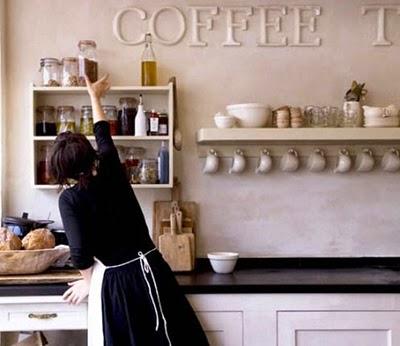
[141,33,157,86]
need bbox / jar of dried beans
[39,58,61,86]
[78,40,98,86]
[61,57,79,86]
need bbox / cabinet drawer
[0,303,87,331]
[196,311,243,346]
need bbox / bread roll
[22,228,55,250]
[0,227,22,251]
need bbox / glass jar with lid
[57,106,75,133]
[118,97,137,135]
[37,144,54,184]
[80,105,94,135]
[36,106,56,136]
[102,105,119,136]
[139,159,158,184]
[126,147,145,184]
[61,57,79,86]
[39,58,60,86]
[78,40,98,86]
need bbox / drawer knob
[28,313,58,320]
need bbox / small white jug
[255,149,272,174]
[382,148,400,172]
[334,149,352,173]
[307,148,326,172]
[355,148,375,172]
[229,149,246,174]
[280,149,299,172]
[203,149,219,174]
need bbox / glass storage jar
[139,159,158,184]
[61,57,79,86]
[57,106,75,133]
[36,106,56,136]
[103,105,119,136]
[118,97,137,135]
[126,147,145,184]
[80,106,94,135]
[39,58,60,86]
[158,112,168,135]
[37,144,54,184]
[78,40,98,86]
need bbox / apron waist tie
[138,250,172,346]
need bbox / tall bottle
[141,33,157,86]
[158,141,169,184]
[135,94,147,136]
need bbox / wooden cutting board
[0,268,81,285]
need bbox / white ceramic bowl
[226,103,271,128]
[214,115,235,128]
[207,252,239,274]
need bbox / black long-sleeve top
[59,121,155,269]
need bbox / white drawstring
[138,251,172,346]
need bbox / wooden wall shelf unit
[31,84,174,189]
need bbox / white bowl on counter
[214,114,236,128]
[207,252,239,274]
[226,103,271,128]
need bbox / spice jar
[118,97,137,135]
[102,105,119,136]
[61,57,79,86]
[57,106,75,134]
[80,105,94,135]
[158,112,168,135]
[37,144,54,184]
[149,109,159,136]
[139,159,158,184]
[39,58,60,86]
[126,147,145,184]
[78,40,98,86]
[36,106,56,136]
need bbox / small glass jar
[39,58,60,86]
[61,57,79,86]
[57,106,75,133]
[80,105,94,135]
[139,159,158,184]
[126,147,145,184]
[78,40,98,86]
[102,105,119,136]
[158,112,168,135]
[118,97,137,135]
[37,144,54,184]
[36,106,56,136]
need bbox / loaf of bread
[0,227,22,251]
[22,228,55,250]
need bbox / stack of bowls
[363,105,399,127]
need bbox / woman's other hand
[86,74,111,100]
[62,279,90,305]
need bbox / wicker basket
[0,245,70,275]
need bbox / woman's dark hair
[50,132,97,188]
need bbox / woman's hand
[85,74,111,100]
[62,279,90,305]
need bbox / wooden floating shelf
[32,85,170,95]
[196,128,400,144]
[33,184,172,190]
[34,136,170,141]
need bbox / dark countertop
[1,258,400,296]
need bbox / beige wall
[4,0,400,258]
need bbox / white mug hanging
[381,148,400,172]
[355,148,375,172]
[203,149,219,174]
[334,149,352,173]
[307,148,326,172]
[229,149,246,174]
[255,149,272,174]
[280,149,299,172]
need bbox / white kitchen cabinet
[31,84,174,189]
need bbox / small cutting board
[0,268,81,285]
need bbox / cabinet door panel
[196,311,243,346]
[278,311,400,346]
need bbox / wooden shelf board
[33,184,172,189]
[32,85,170,95]
[34,136,170,141]
[197,128,400,144]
